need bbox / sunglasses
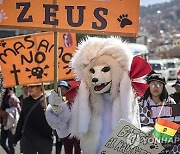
[150,82,163,88]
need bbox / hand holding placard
[100,120,164,154]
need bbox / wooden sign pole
[54,31,59,93]
[54,31,63,102]
[53,0,60,94]
[41,82,47,109]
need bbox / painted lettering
[37,40,50,53]
[63,65,71,75]
[15,2,110,30]
[21,51,33,65]
[43,4,58,25]
[65,6,85,27]
[61,52,72,64]
[58,47,64,57]
[24,35,35,49]
[34,51,46,64]
[16,2,33,22]
[117,125,131,138]
[114,140,125,152]
[21,51,46,65]
[48,44,54,53]
[0,48,17,64]
[105,137,118,148]
[14,41,25,54]
[92,7,108,30]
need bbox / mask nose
[92,78,98,83]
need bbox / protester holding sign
[13,83,53,154]
[54,80,81,154]
[45,37,152,154]
[54,80,70,154]
[139,72,180,153]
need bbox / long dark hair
[1,88,13,110]
[2,88,12,102]
[141,72,168,102]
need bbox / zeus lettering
[16,2,33,22]
[16,2,108,30]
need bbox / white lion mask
[90,65,112,93]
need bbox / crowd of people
[0,80,82,154]
[0,73,179,154]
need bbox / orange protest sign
[0,0,140,36]
[0,32,76,87]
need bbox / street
[0,137,63,154]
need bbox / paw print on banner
[0,9,8,22]
[0,40,6,47]
[150,142,159,150]
[117,14,132,28]
[169,144,180,154]
[139,106,152,125]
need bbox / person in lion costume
[45,37,152,154]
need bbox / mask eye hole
[89,68,95,74]
[101,66,110,72]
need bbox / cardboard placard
[0,32,76,87]
[100,120,164,154]
[0,0,140,36]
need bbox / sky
[140,0,171,6]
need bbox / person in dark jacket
[170,80,180,104]
[13,83,53,154]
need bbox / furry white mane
[68,37,140,154]
[71,36,133,80]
